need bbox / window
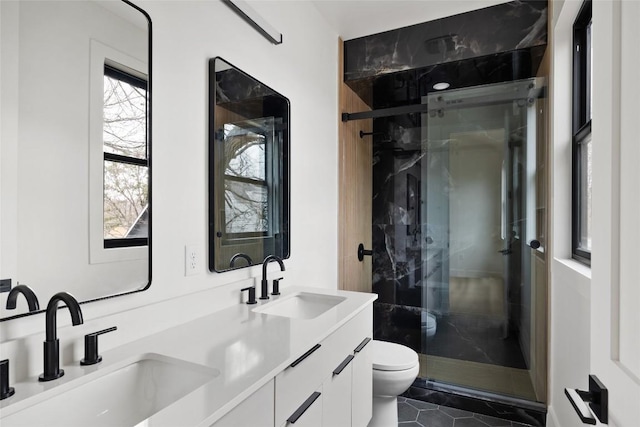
[103,64,148,248]
[572,0,592,264]
[222,119,275,238]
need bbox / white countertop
[0,286,377,426]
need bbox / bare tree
[103,74,148,239]
[222,124,269,234]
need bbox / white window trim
[89,39,147,264]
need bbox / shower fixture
[359,131,386,139]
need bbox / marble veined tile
[345,0,547,81]
[398,397,534,426]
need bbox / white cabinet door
[323,358,353,426]
[280,388,323,427]
[212,379,274,427]
[351,340,372,427]
[591,1,640,425]
[275,344,325,427]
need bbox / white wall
[0,0,339,383]
[448,130,504,278]
[547,0,592,425]
[426,104,507,278]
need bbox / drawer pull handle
[354,337,371,353]
[333,355,354,375]
[290,344,321,368]
[287,391,321,424]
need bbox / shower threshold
[405,378,547,427]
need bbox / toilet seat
[371,340,419,371]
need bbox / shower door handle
[498,248,512,255]
[358,243,373,262]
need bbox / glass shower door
[419,78,545,401]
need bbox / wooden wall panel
[338,38,373,293]
[531,28,551,403]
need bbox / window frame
[572,0,592,265]
[102,64,149,249]
[221,124,276,240]
[223,132,270,239]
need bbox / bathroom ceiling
[310,0,512,40]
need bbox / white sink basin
[254,292,346,319]
[2,353,219,427]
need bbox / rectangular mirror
[209,57,290,272]
[0,0,152,320]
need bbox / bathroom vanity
[0,287,376,427]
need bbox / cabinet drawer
[275,344,326,427]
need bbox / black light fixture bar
[223,0,282,45]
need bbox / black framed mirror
[0,0,152,320]
[208,57,290,272]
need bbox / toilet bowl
[369,340,419,427]
[421,311,437,339]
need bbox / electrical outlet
[185,245,199,276]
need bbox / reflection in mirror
[0,0,152,320]
[209,57,290,272]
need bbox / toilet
[369,340,419,427]
[421,311,437,339]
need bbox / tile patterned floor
[397,397,533,427]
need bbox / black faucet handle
[0,359,15,400]
[80,326,117,366]
[241,286,257,305]
[272,277,284,295]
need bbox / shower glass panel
[419,78,545,401]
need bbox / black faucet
[1,359,15,400]
[6,284,40,312]
[260,255,285,300]
[230,253,253,268]
[39,292,83,382]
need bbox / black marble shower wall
[371,112,424,350]
[344,1,548,353]
[343,0,547,88]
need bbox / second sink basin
[1,353,219,427]
[254,292,346,319]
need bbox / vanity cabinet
[209,304,373,427]
[275,306,373,427]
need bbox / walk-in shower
[425,78,545,400]
[369,76,547,411]
[340,2,549,423]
